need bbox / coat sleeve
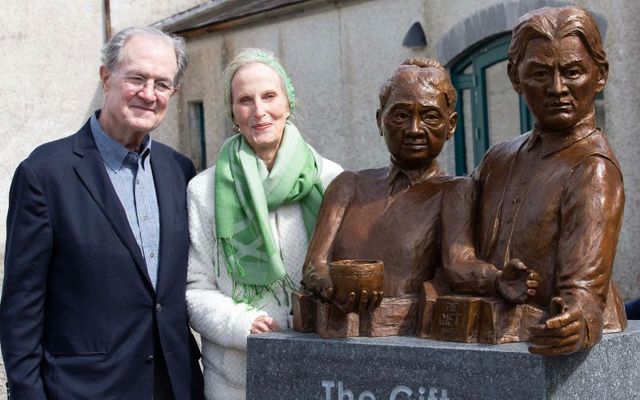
[441,176,501,296]
[0,161,51,399]
[185,170,267,351]
[556,155,624,347]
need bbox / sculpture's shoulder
[474,133,530,180]
[323,170,358,202]
[323,167,387,202]
[419,175,475,202]
[331,167,387,186]
[355,167,389,183]
[439,174,474,189]
[574,129,621,172]
[486,133,529,162]
[429,169,459,185]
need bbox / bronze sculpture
[294,6,626,355]
[441,5,626,355]
[294,58,462,337]
[293,59,539,338]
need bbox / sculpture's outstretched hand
[528,297,588,355]
[495,258,540,303]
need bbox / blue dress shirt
[90,112,161,288]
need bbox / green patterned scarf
[214,121,324,305]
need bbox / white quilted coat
[186,157,342,400]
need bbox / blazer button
[145,355,155,364]
[156,303,162,312]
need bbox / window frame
[450,34,533,175]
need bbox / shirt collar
[525,125,598,157]
[385,161,443,187]
[90,111,152,172]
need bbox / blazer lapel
[72,122,154,292]
[150,148,174,294]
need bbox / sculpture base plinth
[421,293,545,343]
[292,290,418,338]
[247,321,640,400]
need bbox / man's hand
[528,297,588,355]
[250,315,281,334]
[496,258,540,303]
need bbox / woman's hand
[250,315,281,334]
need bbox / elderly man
[445,6,626,355]
[301,58,532,336]
[0,27,204,399]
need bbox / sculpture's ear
[447,111,458,140]
[376,109,383,136]
[507,62,523,94]
[595,61,609,93]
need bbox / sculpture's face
[512,35,605,132]
[377,69,456,170]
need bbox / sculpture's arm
[530,155,624,355]
[441,177,539,303]
[302,171,356,298]
[441,176,500,296]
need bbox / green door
[451,34,533,175]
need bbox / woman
[186,48,342,399]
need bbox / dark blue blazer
[626,298,640,320]
[1,118,204,399]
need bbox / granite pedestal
[247,320,640,399]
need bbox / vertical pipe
[104,0,112,42]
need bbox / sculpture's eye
[565,68,582,79]
[390,111,410,122]
[422,111,441,123]
[532,69,548,80]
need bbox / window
[450,34,533,175]
[188,101,207,171]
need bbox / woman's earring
[233,124,240,133]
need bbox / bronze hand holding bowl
[329,259,384,313]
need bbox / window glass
[188,101,207,171]
[462,90,475,173]
[485,60,520,146]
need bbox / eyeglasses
[120,74,176,97]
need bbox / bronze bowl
[329,259,384,305]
